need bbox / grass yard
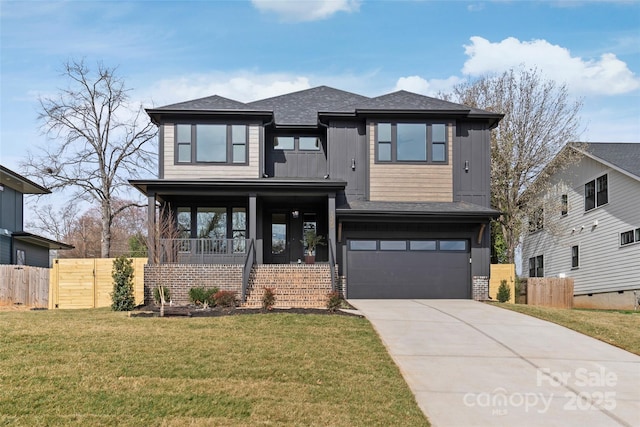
[495,303,640,356]
[0,308,429,426]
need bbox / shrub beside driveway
[0,308,429,426]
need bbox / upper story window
[561,194,568,216]
[273,136,320,151]
[528,207,544,233]
[376,122,448,163]
[176,124,247,165]
[585,174,608,211]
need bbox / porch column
[147,193,156,264]
[328,192,336,262]
[249,193,260,263]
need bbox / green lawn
[494,303,640,355]
[0,309,429,426]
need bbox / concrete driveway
[350,300,640,427]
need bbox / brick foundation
[472,275,489,301]
[144,264,243,305]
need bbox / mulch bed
[131,304,362,318]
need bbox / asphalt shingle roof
[157,95,253,111]
[246,86,370,125]
[150,85,502,126]
[583,143,640,178]
[337,200,500,216]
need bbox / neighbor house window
[528,207,544,233]
[585,174,608,211]
[528,255,544,277]
[376,122,448,163]
[175,124,248,164]
[571,246,579,269]
[620,228,640,246]
[16,249,25,265]
[561,194,568,216]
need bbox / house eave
[12,232,74,250]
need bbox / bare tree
[447,67,583,263]
[22,59,157,257]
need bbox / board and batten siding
[522,156,640,295]
[368,122,453,202]
[162,124,260,179]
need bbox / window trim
[528,255,544,277]
[584,173,608,212]
[273,135,322,152]
[571,245,579,269]
[174,123,249,166]
[620,227,640,247]
[374,121,449,165]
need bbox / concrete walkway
[350,300,640,427]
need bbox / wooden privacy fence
[0,265,49,308]
[49,258,146,309]
[489,264,515,303]
[527,277,574,309]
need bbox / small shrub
[327,290,343,313]
[111,256,135,311]
[153,286,171,305]
[262,287,276,311]
[497,279,511,303]
[189,287,218,306]
[214,290,237,307]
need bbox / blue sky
[1,0,639,174]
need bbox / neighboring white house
[522,142,640,309]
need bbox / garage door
[347,239,470,299]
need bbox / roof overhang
[337,201,500,222]
[145,109,274,126]
[130,178,347,199]
[318,109,504,129]
[12,232,74,250]
[0,165,50,194]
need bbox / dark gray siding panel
[454,122,491,207]
[0,187,22,231]
[265,133,328,178]
[0,235,11,264]
[327,121,366,205]
[13,240,50,268]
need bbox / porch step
[243,264,334,309]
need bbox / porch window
[177,207,191,239]
[232,208,247,252]
[197,207,227,253]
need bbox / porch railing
[241,239,256,303]
[328,238,337,292]
[158,238,249,264]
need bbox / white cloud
[394,75,463,96]
[462,36,640,95]
[251,0,361,22]
[142,72,313,107]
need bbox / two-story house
[0,165,73,267]
[522,143,640,309]
[131,86,502,306]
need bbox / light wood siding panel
[163,124,260,179]
[522,157,640,295]
[368,122,453,202]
